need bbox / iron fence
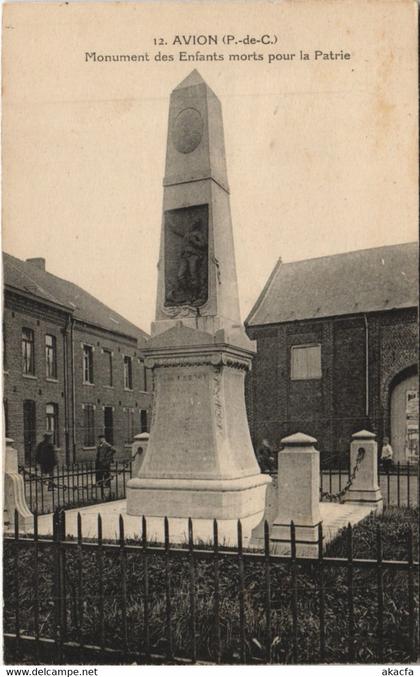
[18,461,133,515]
[3,509,419,665]
[267,462,419,507]
[319,462,419,507]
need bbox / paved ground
[33,479,374,554]
[35,500,264,547]
[34,497,374,557]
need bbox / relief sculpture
[213,370,224,433]
[164,204,209,307]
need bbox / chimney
[26,257,46,271]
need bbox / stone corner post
[344,429,383,512]
[270,432,322,557]
[131,432,149,478]
[4,437,34,532]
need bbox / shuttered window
[291,344,321,380]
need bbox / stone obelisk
[126,70,270,520]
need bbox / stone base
[345,488,383,513]
[127,328,270,521]
[126,473,270,519]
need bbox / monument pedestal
[345,430,383,512]
[127,326,270,519]
[254,433,322,557]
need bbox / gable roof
[246,242,418,327]
[3,252,149,343]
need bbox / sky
[2,1,418,332]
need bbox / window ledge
[124,388,133,392]
[3,370,9,375]
[46,377,59,383]
[82,446,96,451]
[23,374,37,380]
[83,382,95,387]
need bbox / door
[23,400,37,465]
[104,407,114,445]
[390,372,418,464]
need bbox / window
[22,328,35,375]
[83,345,94,384]
[139,360,148,391]
[124,356,133,390]
[104,349,113,386]
[46,403,59,446]
[125,408,133,443]
[83,404,95,447]
[291,344,322,380]
[45,334,57,379]
[140,409,148,433]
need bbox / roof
[3,252,149,343]
[246,242,418,327]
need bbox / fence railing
[3,509,418,665]
[319,462,419,507]
[20,459,418,515]
[18,461,133,515]
[266,462,419,507]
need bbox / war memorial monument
[126,70,271,521]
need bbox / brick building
[3,253,152,465]
[245,242,418,465]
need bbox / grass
[3,506,419,665]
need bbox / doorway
[23,399,37,465]
[104,406,114,445]
[390,369,418,464]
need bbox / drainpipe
[364,314,369,418]
[62,316,70,465]
[70,318,77,463]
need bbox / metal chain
[320,447,366,503]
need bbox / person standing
[95,434,115,488]
[257,438,275,474]
[35,431,57,490]
[381,436,394,473]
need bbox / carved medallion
[164,204,209,307]
[172,108,203,154]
